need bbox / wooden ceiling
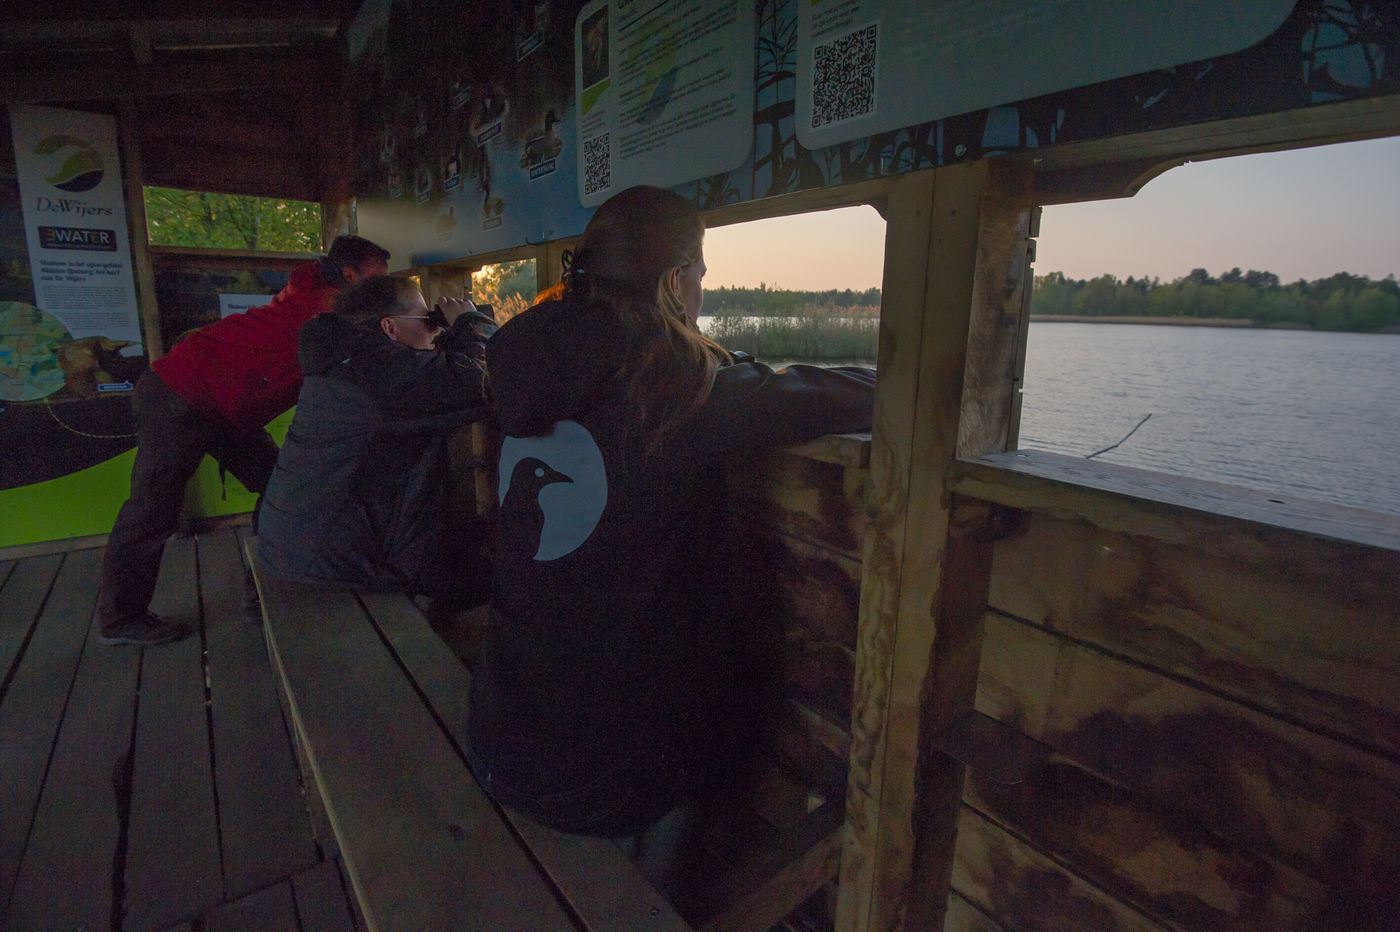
[1,2,367,201]
[0,2,365,98]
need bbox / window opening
[472,259,536,323]
[143,186,321,251]
[700,205,884,368]
[1022,137,1400,515]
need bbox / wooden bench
[247,541,844,931]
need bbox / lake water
[747,321,1400,516]
[1018,323,1400,516]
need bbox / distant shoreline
[702,313,1400,334]
[1031,315,1400,333]
[1031,315,1261,328]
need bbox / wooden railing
[944,449,1400,931]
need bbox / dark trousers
[96,371,279,629]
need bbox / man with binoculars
[254,276,497,619]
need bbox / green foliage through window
[1031,268,1400,332]
[143,187,321,251]
[473,259,537,322]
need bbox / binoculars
[426,301,493,329]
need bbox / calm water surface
[1018,323,1400,516]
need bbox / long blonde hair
[563,186,728,448]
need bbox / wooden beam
[1003,207,1039,448]
[902,495,994,932]
[838,162,983,931]
[838,160,1036,931]
[0,55,339,103]
[1024,96,1400,204]
[128,24,152,66]
[147,247,316,273]
[950,449,1400,552]
[117,99,162,359]
[703,177,894,229]
[321,199,354,244]
[536,239,577,294]
[957,163,1035,457]
[138,140,320,203]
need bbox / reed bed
[704,305,879,361]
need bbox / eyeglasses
[387,315,433,320]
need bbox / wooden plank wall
[716,434,872,924]
[721,436,870,763]
[947,456,1400,931]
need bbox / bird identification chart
[574,0,754,206]
[794,0,1300,149]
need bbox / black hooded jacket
[465,298,875,836]
[257,308,496,595]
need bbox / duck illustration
[58,336,138,397]
[521,110,564,168]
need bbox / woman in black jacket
[257,275,496,604]
[465,186,875,907]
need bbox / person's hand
[435,297,474,327]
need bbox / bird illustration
[500,456,574,561]
[58,336,137,397]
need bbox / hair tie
[562,248,587,279]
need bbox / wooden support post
[837,159,1034,932]
[320,200,356,245]
[117,100,163,360]
[418,266,472,307]
[959,167,1037,457]
[416,268,438,305]
[536,238,577,294]
[1003,207,1039,449]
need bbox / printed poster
[574,0,755,206]
[5,104,143,403]
[347,0,591,268]
[795,0,1299,149]
[218,293,269,318]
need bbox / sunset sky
[701,136,1400,291]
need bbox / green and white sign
[795,0,1300,149]
[574,0,754,206]
[8,104,144,364]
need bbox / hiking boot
[97,612,193,646]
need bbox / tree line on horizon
[700,270,1400,333]
[702,283,882,317]
[1031,268,1400,331]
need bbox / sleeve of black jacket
[684,361,876,462]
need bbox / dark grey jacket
[257,309,495,595]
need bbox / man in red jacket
[96,235,390,645]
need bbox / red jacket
[152,259,342,433]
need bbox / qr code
[583,133,610,196]
[812,24,878,129]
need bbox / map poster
[795,0,1299,150]
[574,0,754,207]
[8,105,144,385]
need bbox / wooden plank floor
[0,527,362,932]
[0,526,843,932]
